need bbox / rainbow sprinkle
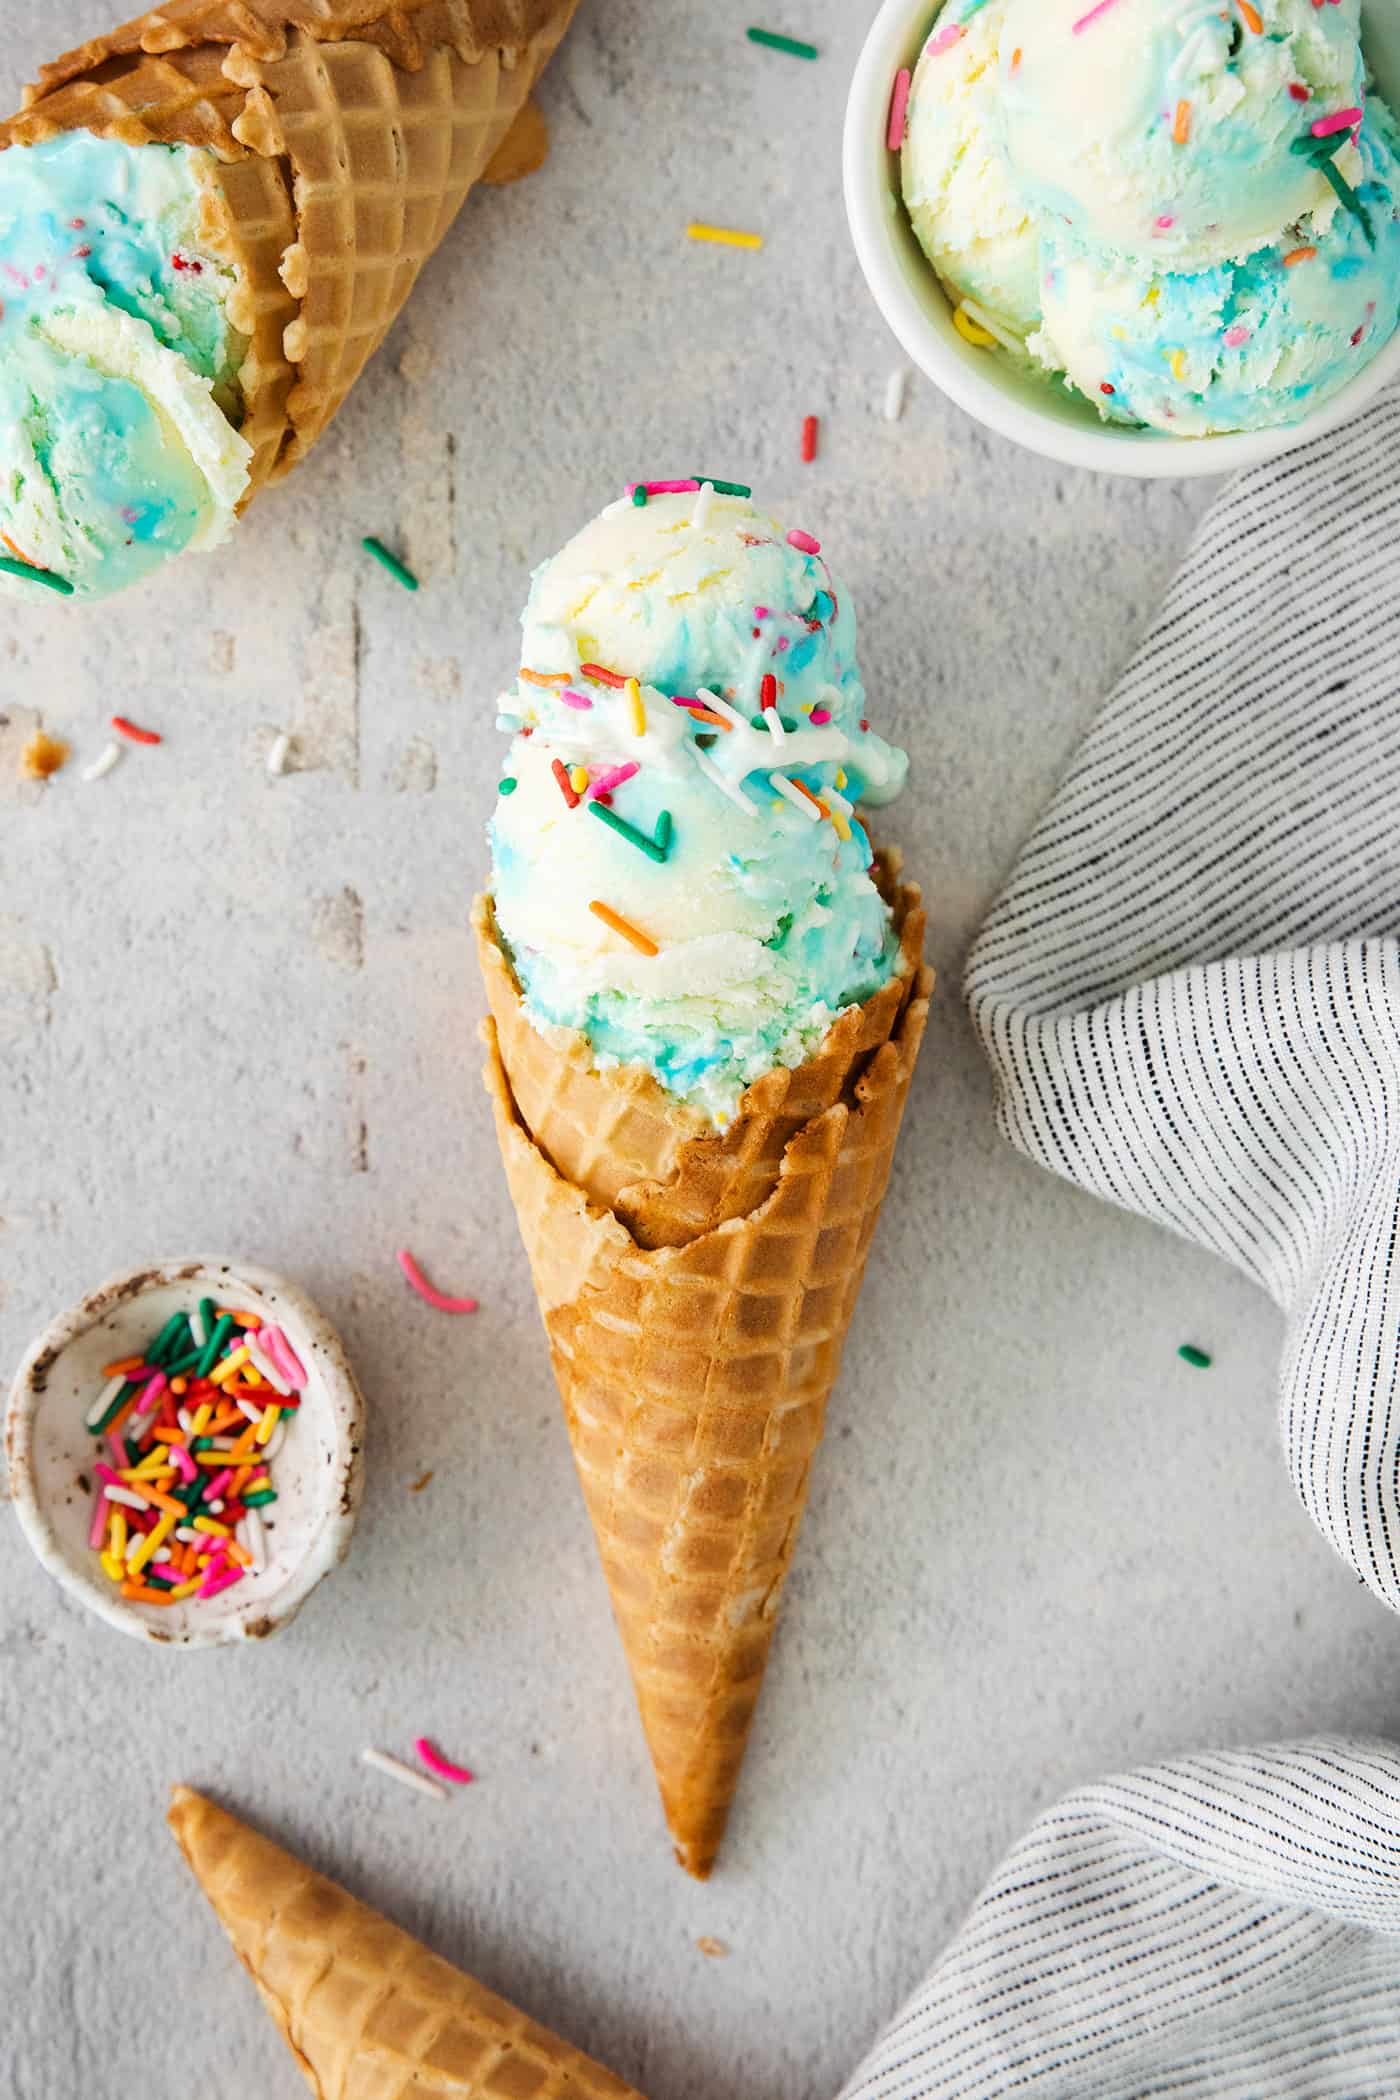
[362,537,419,591]
[747,27,818,59]
[0,553,74,595]
[887,67,912,151]
[85,1299,297,1608]
[687,223,764,251]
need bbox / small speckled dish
[5,1258,366,1647]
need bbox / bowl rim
[5,1256,366,1649]
[843,0,1400,480]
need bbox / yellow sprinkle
[626,678,647,737]
[1168,349,1188,382]
[190,1404,213,1437]
[208,1346,250,1387]
[193,1516,231,1538]
[242,1364,265,1389]
[1142,286,1161,309]
[687,222,763,250]
[100,1552,127,1584]
[109,1510,128,1560]
[256,1404,281,1447]
[835,770,847,790]
[167,1578,203,1601]
[830,809,852,843]
[570,765,590,793]
[953,304,998,348]
[127,1510,177,1578]
[129,1445,170,1477]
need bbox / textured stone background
[2,5,1397,2098]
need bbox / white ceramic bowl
[6,1258,366,1647]
[845,0,1400,478]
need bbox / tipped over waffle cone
[169,1786,646,2098]
[478,857,933,1876]
[2,0,580,502]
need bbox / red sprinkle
[1290,82,1311,100]
[801,415,819,464]
[111,716,161,746]
[170,252,203,274]
[551,757,580,809]
[580,662,627,689]
[1100,382,1116,395]
[760,674,778,710]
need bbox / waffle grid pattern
[170,1788,646,2099]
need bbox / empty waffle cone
[2,0,580,502]
[479,860,933,1876]
[168,1786,646,2099]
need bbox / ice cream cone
[478,859,933,1877]
[1,0,580,500]
[168,1785,646,2098]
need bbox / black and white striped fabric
[966,392,1400,1616]
[840,1738,1400,2098]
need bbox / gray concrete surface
[2,5,1396,2097]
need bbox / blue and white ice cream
[0,134,252,601]
[901,0,1400,436]
[488,487,910,1122]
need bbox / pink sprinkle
[169,1442,197,1485]
[1223,325,1252,348]
[787,529,822,556]
[199,1565,245,1603]
[1073,0,1122,30]
[205,1469,234,1504]
[415,1737,475,1786]
[1312,106,1363,137]
[397,1248,478,1316]
[106,1432,130,1470]
[88,1487,109,1550]
[924,23,964,58]
[94,1462,130,1491]
[260,1325,306,1389]
[810,707,833,726]
[72,245,91,259]
[754,606,771,620]
[887,67,912,151]
[1155,216,1176,230]
[626,480,700,496]
[140,1373,168,1412]
[590,761,640,797]
[561,689,593,710]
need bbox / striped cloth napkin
[840,1738,1400,2098]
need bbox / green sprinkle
[588,799,673,863]
[162,1346,206,1377]
[0,554,74,595]
[692,477,753,497]
[632,486,649,507]
[93,1381,140,1435]
[361,536,419,591]
[197,1313,235,1378]
[747,27,818,58]
[1319,156,1376,248]
[498,777,518,795]
[144,1313,188,1367]
[242,1489,278,1507]
[1178,1344,1213,1370]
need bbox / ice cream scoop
[488,486,910,1120]
[0,134,251,601]
[901,0,1042,346]
[1035,113,1400,434]
[999,0,1366,273]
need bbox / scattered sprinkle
[21,732,69,781]
[1178,1344,1212,1370]
[362,536,419,591]
[561,689,593,710]
[580,662,628,689]
[690,477,752,497]
[887,66,912,151]
[747,26,818,59]
[626,677,648,736]
[362,1747,446,1801]
[1283,245,1318,266]
[633,485,648,507]
[760,673,779,711]
[1169,348,1189,381]
[924,23,964,59]
[520,667,571,689]
[697,1938,730,1959]
[266,732,292,777]
[801,414,819,464]
[1100,382,1116,396]
[498,776,518,795]
[590,760,640,797]
[415,1737,476,1786]
[589,799,673,863]
[590,900,660,955]
[552,756,582,809]
[884,367,910,421]
[687,223,764,250]
[954,303,998,348]
[410,1470,435,1493]
[1290,82,1311,103]
[570,764,591,794]
[1312,105,1363,138]
[627,479,701,497]
[693,744,758,815]
[0,553,74,595]
[1237,0,1262,32]
[771,771,822,821]
[1072,0,1122,30]
[111,716,161,746]
[1173,99,1192,146]
[397,1249,479,1315]
[787,528,821,556]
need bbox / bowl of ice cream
[5,1258,366,1646]
[845,0,1400,476]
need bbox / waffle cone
[478,860,932,1876]
[2,0,579,500]
[168,1786,646,2098]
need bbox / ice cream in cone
[479,485,932,1877]
[0,0,579,600]
[168,1786,646,2098]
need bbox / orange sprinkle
[791,777,833,819]
[106,1398,138,1437]
[1284,245,1318,266]
[102,1356,147,1379]
[1238,0,1262,30]
[1,532,35,567]
[1010,46,1022,73]
[226,1541,253,1568]
[209,1403,245,1433]
[518,668,570,689]
[169,1377,189,1396]
[685,706,733,732]
[589,901,660,957]
[217,1307,262,1328]
[135,1483,185,1517]
[121,1581,173,1605]
[1173,99,1192,145]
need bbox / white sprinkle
[152,1546,173,1564]
[241,1508,266,1574]
[694,686,748,733]
[267,732,292,778]
[237,1399,262,1425]
[86,1375,126,1429]
[206,1500,225,1514]
[126,1411,154,1443]
[106,1486,151,1514]
[83,742,122,784]
[175,1527,201,1545]
[208,1434,239,1450]
[262,1420,288,1462]
[826,785,855,817]
[188,1308,207,1349]
[958,297,1025,355]
[177,1408,194,1435]
[770,772,823,821]
[884,367,910,422]
[692,480,716,532]
[692,745,757,815]
[241,1338,291,1396]
[362,1748,447,1802]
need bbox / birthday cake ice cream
[488,485,910,1120]
[0,135,253,601]
[900,0,1400,437]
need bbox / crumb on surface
[696,1937,729,1959]
[410,1469,435,1493]
[21,732,69,781]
